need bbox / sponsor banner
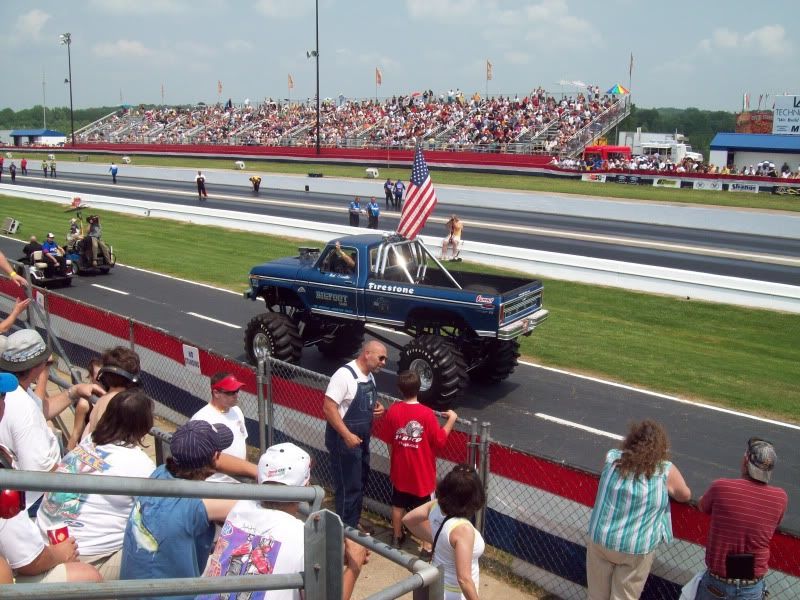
[772,185,800,196]
[613,174,646,185]
[773,95,800,135]
[729,182,759,193]
[693,180,723,191]
[653,178,681,188]
[581,173,606,183]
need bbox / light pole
[60,32,75,147]
[306,0,320,155]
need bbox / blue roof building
[709,133,800,170]
[9,129,66,146]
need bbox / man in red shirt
[696,438,787,600]
[375,370,457,554]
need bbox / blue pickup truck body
[244,233,548,407]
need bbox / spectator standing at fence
[20,157,27,175]
[37,389,156,579]
[348,196,362,227]
[403,464,486,600]
[693,438,787,600]
[120,420,238,598]
[0,330,102,513]
[190,372,258,483]
[393,179,405,209]
[196,170,208,200]
[384,177,394,208]
[366,197,380,229]
[375,370,457,553]
[586,420,691,600]
[83,346,141,440]
[323,340,387,529]
[108,162,118,184]
[0,380,103,585]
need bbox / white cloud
[92,40,156,59]
[8,9,51,44]
[700,24,790,57]
[406,0,480,20]
[254,0,311,18]
[88,0,187,15]
[504,50,529,65]
[225,39,253,52]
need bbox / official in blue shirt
[367,198,380,229]
[349,197,362,227]
[109,162,119,184]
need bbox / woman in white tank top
[404,464,487,600]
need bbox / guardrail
[3,183,798,313]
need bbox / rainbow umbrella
[606,84,630,95]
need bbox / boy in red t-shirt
[376,371,457,551]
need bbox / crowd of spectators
[77,87,624,154]
[551,154,800,179]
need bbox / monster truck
[243,233,548,409]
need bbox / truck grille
[501,293,542,324]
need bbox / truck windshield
[320,245,357,277]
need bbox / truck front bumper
[497,308,549,340]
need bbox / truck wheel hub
[409,358,434,391]
[252,332,271,359]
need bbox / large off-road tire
[316,322,365,359]
[468,339,520,383]
[398,334,468,410]
[244,313,302,364]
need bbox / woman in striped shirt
[586,420,691,600]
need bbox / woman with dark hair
[403,464,487,600]
[37,389,156,580]
[586,419,691,600]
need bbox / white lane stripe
[535,412,624,440]
[91,284,129,295]
[117,264,243,295]
[185,312,241,329]
[521,359,800,431]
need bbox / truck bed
[422,268,538,295]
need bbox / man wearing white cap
[201,442,369,600]
[695,438,788,600]
[190,371,258,483]
[41,232,66,268]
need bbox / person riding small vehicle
[15,234,74,287]
[65,215,116,274]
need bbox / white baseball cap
[257,443,311,486]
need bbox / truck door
[302,244,361,318]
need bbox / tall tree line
[0,106,119,133]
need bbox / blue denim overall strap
[325,364,378,527]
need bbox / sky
[1,0,797,113]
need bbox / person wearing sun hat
[119,420,239,596]
[696,438,788,600]
[0,329,103,511]
[190,371,257,484]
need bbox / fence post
[304,510,344,600]
[475,421,491,536]
[128,317,136,351]
[257,358,267,456]
[266,356,274,448]
[467,417,479,468]
[413,563,444,600]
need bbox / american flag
[397,146,437,239]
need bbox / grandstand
[75,89,631,157]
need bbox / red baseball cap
[211,374,245,393]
